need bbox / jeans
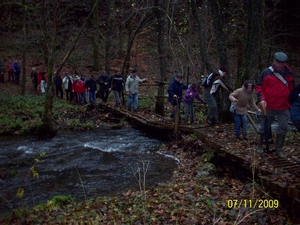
[204,90,218,121]
[56,85,63,99]
[78,93,87,105]
[88,91,96,104]
[8,71,14,82]
[100,90,110,102]
[184,102,194,123]
[127,93,138,110]
[65,90,73,101]
[14,71,20,84]
[234,113,247,138]
[113,90,122,106]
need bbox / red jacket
[37,72,48,84]
[73,80,86,93]
[255,65,294,110]
[7,63,13,72]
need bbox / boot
[256,134,264,153]
[275,134,286,158]
[243,134,249,140]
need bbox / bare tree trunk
[208,0,228,69]
[105,0,115,74]
[39,1,60,139]
[21,0,26,95]
[37,0,100,139]
[190,0,212,74]
[154,0,167,116]
[208,0,231,121]
[92,0,100,71]
[121,9,151,104]
[239,0,264,84]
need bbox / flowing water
[0,127,178,214]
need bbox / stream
[0,127,178,214]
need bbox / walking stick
[174,96,179,133]
[246,112,259,133]
[263,107,270,153]
[233,107,240,138]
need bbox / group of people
[52,69,148,109]
[167,51,300,159]
[0,59,47,90]
[0,59,21,84]
[0,62,148,109]
[167,67,233,125]
[1,54,299,159]
[230,52,299,158]
[30,68,48,94]
[55,70,124,106]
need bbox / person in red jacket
[255,52,295,158]
[73,75,87,105]
[7,61,13,82]
[37,70,48,94]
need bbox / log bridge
[93,102,300,205]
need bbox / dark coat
[111,74,124,92]
[96,75,111,91]
[85,78,97,92]
[167,78,188,105]
[55,74,62,86]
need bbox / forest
[1,0,300,224]
[1,0,300,136]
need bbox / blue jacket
[167,78,188,105]
[290,83,300,122]
[12,62,21,72]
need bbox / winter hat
[176,73,183,78]
[274,52,288,62]
[132,69,137,73]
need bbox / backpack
[201,72,217,88]
[288,83,300,105]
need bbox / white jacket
[125,74,146,94]
[62,76,73,90]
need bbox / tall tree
[119,1,153,104]
[36,0,100,139]
[21,0,27,95]
[190,0,212,74]
[209,0,228,70]
[239,0,264,85]
[154,0,167,116]
[208,0,231,120]
[104,0,115,74]
[92,0,100,71]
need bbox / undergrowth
[0,90,91,135]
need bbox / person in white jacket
[125,69,148,111]
[62,72,73,101]
[203,67,233,125]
